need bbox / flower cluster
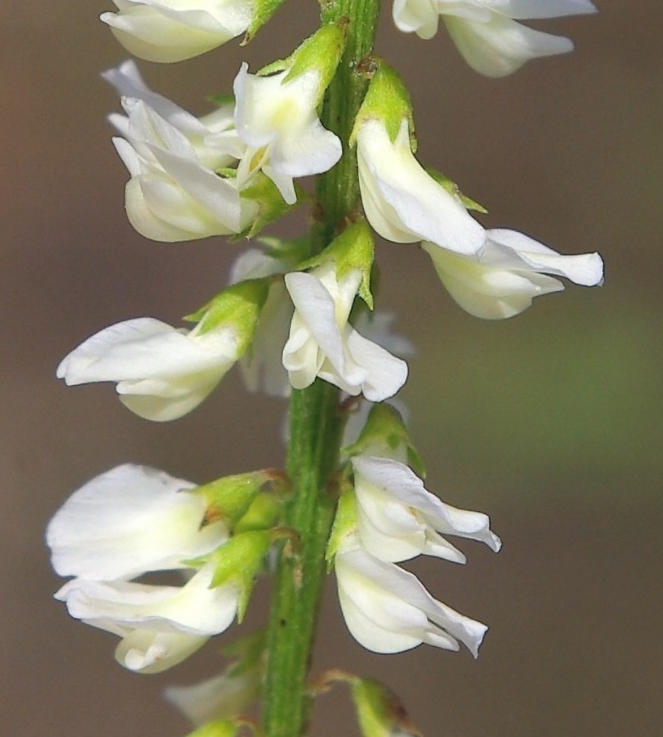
[47,464,283,673]
[329,405,501,655]
[50,3,601,736]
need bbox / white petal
[46,464,227,581]
[357,119,484,254]
[485,0,597,20]
[55,565,237,635]
[345,329,408,401]
[443,14,574,77]
[335,545,487,655]
[393,0,441,38]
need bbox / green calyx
[350,678,422,737]
[426,167,488,214]
[343,404,425,477]
[196,469,288,531]
[239,174,304,239]
[257,23,346,106]
[351,60,416,150]
[185,279,269,354]
[325,487,358,568]
[297,220,375,309]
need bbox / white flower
[423,228,604,319]
[352,455,501,563]
[57,317,242,421]
[112,98,256,242]
[103,60,245,169]
[282,264,408,402]
[47,464,227,581]
[165,668,260,725]
[356,117,485,255]
[335,539,488,655]
[100,0,253,63]
[393,0,597,77]
[233,63,342,204]
[55,564,239,673]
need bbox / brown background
[1,1,661,735]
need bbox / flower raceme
[423,228,604,319]
[393,0,598,77]
[101,0,255,63]
[57,281,268,421]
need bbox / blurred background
[1,1,661,735]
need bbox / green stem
[261,1,382,736]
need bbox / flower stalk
[261,1,382,735]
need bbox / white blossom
[282,264,408,401]
[423,228,604,319]
[352,455,501,563]
[47,464,227,581]
[356,117,484,255]
[112,98,256,242]
[55,564,238,673]
[335,537,488,655]
[100,0,253,63]
[233,63,342,204]
[393,0,597,77]
[57,317,242,421]
[165,668,260,725]
[103,60,245,169]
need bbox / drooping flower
[57,318,239,421]
[55,564,239,673]
[423,227,604,319]
[47,464,227,581]
[334,536,488,655]
[353,62,484,255]
[393,0,598,77]
[282,263,408,402]
[57,280,268,421]
[103,59,245,169]
[356,117,484,254]
[351,454,501,563]
[112,98,256,242]
[100,0,254,63]
[233,25,345,204]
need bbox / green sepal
[208,530,274,621]
[426,168,488,214]
[325,487,358,569]
[237,173,304,239]
[234,491,284,534]
[184,279,269,355]
[282,24,346,96]
[351,60,416,151]
[195,470,287,530]
[256,24,346,105]
[296,221,375,309]
[343,403,426,478]
[350,678,422,737]
[244,0,289,44]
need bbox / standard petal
[46,464,227,581]
[357,119,485,254]
[443,14,574,77]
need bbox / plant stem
[261,1,382,736]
